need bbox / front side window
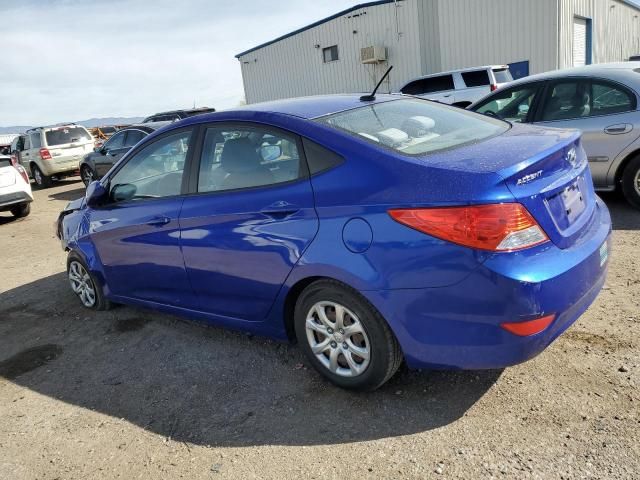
[401,75,455,95]
[197,125,302,193]
[109,130,191,201]
[474,85,539,123]
[104,131,126,150]
[462,70,490,88]
[323,45,339,63]
[318,98,509,155]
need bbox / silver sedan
[470,62,640,209]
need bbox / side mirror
[111,183,137,202]
[85,181,108,207]
[260,144,282,162]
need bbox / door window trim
[100,126,197,207]
[185,121,311,198]
[533,76,638,123]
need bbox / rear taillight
[15,164,29,184]
[39,148,52,160]
[501,314,556,336]
[10,154,18,166]
[388,203,549,252]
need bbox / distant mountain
[0,116,145,134]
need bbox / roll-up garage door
[573,17,587,67]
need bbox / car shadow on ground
[0,273,501,447]
[600,192,639,231]
[46,183,85,202]
[0,213,23,226]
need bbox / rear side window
[492,68,513,83]
[461,70,490,87]
[45,126,92,146]
[592,81,636,115]
[30,133,42,149]
[401,75,455,95]
[0,157,11,168]
[318,98,509,155]
[302,138,343,175]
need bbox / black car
[79,123,167,186]
[142,107,216,123]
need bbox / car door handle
[604,124,632,135]
[260,201,300,219]
[146,216,171,227]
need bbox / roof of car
[221,94,401,120]
[504,62,640,85]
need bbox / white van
[399,66,513,107]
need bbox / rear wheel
[67,252,111,311]
[294,279,403,391]
[621,155,640,210]
[10,203,30,218]
[32,164,52,188]
[80,165,95,187]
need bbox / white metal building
[236,0,640,104]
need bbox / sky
[0,0,357,126]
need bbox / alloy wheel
[34,167,42,186]
[305,301,371,377]
[68,261,97,308]
[634,167,640,196]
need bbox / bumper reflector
[500,314,556,336]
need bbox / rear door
[179,122,318,321]
[533,78,640,188]
[458,70,492,105]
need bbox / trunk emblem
[516,170,543,186]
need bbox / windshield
[317,99,509,155]
[45,126,92,146]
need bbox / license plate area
[561,181,586,224]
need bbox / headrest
[220,138,261,173]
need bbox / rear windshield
[0,157,12,168]
[317,99,509,155]
[45,126,92,146]
[492,68,513,84]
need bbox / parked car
[57,94,610,391]
[469,62,640,209]
[11,124,94,188]
[79,123,168,186]
[399,65,513,107]
[629,55,640,62]
[0,134,18,156]
[0,155,32,218]
[142,107,216,123]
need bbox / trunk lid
[422,123,595,249]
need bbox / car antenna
[360,66,393,102]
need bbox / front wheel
[294,279,403,391]
[80,165,95,187]
[67,252,111,310]
[32,164,52,188]
[621,155,640,210]
[10,203,31,218]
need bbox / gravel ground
[0,178,638,480]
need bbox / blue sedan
[57,94,611,390]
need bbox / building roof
[235,0,394,58]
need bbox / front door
[87,128,196,306]
[534,78,640,187]
[179,123,318,321]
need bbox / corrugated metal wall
[432,0,559,75]
[558,0,640,69]
[238,1,423,104]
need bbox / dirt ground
[0,178,638,480]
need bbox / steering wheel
[483,110,499,118]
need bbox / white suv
[399,65,513,107]
[11,124,94,188]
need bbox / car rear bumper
[0,191,32,209]
[364,197,612,370]
[41,157,81,176]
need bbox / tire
[10,203,31,218]
[621,155,640,210]
[32,164,52,188]
[80,165,95,187]
[67,252,111,311]
[294,279,403,391]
